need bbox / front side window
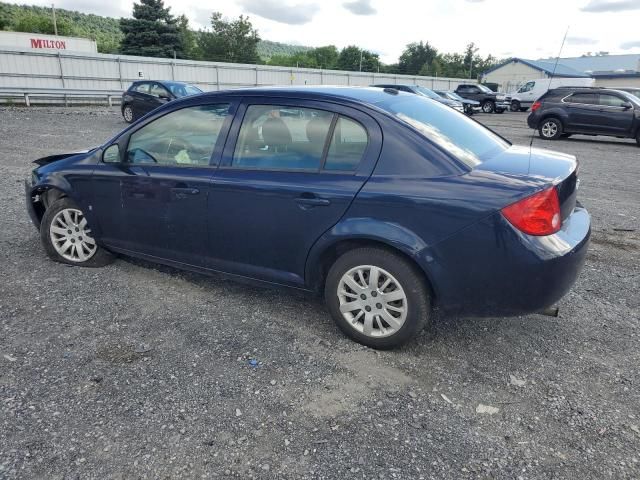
[599,94,627,107]
[377,95,509,167]
[168,84,202,98]
[232,105,333,170]
[127,104,230,166]
[149,83,171,98]
[520,81,535,93]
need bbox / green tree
[14,12,73,36]
[337,45,379,72]
[198,12,260,63]
[398,41,438,75]
[120,0,183,58]
[308,45,339,69]
[177,14,198,59]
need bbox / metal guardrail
[0,87,123,106]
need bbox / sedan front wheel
[40,197,114,267]
[325,247,431,349]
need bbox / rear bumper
[424,207,591,317]
[527,113,539,129]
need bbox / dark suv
[121,81,202,123]
[527,87,640,145]
[454,84,508,114]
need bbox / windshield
[414,86,442,100]
[477,84,494,93]
[447,92,465,101]
[376,95,510,167]
[167,84,202,98]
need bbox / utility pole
[52,3,58,36]
[468,57,473,79]
[359,50,363,72]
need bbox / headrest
[262,117,292,146]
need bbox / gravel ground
[0,107,638,479]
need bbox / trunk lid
[477,145,579,221]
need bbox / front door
[564,92,602,133]
[91,102,234,266]
[206,100,382,287]
[597,93,635,135]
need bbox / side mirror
[621,101,633,110]
[159,94,172,101]
[102,144,121,163]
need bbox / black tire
[122,104,135,123]
[464,104,474,116]
[636,130,640,146]
[538,117,563,140]
[510,100,521,112]
[324,247,431,349]
[481,100,495,114]
[495,108,505,114]
[40,197,114,267]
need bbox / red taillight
[501,186,561,236]
[531,100,542,112]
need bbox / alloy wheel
[123,106,133,122]
[482,102,494,113]
[49,208,97,262]
[541,121,558,138]
[337,265,408,338]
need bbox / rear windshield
[376,95,510,167]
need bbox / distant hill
[0,2,312,59]
[258,40,312,59]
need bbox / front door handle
[171,187,199,199]
[295,196,331,208]
[171,187,199,195]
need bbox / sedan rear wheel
[325,247,431,349]
[40,197,114,267]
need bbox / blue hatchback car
[25,86,590,348]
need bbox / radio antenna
[529,25,570,149]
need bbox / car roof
[190,86,415,106]
[131,80,195,87]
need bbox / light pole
[52,3,58,36]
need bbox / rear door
[564,92,601,133]
[206,99,382,287]
[598,93,635,135]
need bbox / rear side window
[127,104,230,166]
[566,93,598,105]
[377,95,509,167]
[324,117,368,171]
[599,94,627,107]
[132,83,149,94]
[233,105,333,170]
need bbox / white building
[0,31,97,53]
[482,55,640,91]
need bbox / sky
[7,0,640,63]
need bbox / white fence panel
[0,47,476,98]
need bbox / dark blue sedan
[25,87,590,349]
